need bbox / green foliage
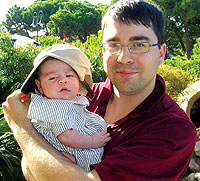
[196,128,200,140]
[152,0,200,59]
[2,0,106,42]
[2,5,28,37]
[0,106,3,117]
[0,30,41,103]
[48,0,102,42]
[0,131,25,181]
[23,0,61,36]
[110,0,119,4]
[192,38,200,58]
[165,38,200,81]
[158,64,192,101]
[0,106,25,180]
[38,35,64,48]
[190,38,200,79]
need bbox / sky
[0,0,111,24]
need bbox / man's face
[102,19,166,96]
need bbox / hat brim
[21,66,39,94]
[21,54,54,94]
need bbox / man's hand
[91,130,111,148]
[2,89,31,132]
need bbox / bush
[158,64,192,101]
[0,131,25,181]
[0,31,41,103]
[38,35,65,48]
[165,38,200,82]
[0,106,25,181]
[190,38,200,80]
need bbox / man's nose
[117,46,134,64]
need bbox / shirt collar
[128,74,166,117]
[93,74,166,121]
[98,74,166,109]
[96,77,113,103]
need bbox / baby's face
[35,58,79,100]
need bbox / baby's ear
[35,79,43,94]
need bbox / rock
[183,172,200,181]
[189,155,200,172]
[195,141,200,157]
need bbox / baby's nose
[59,76,67,84]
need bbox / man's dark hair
[102,0,165,44]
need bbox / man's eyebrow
[105,37,120,42]
[129,36,150,41]
[105,36,150,43]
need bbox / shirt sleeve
[92,118,197,181]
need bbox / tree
[3,0,70,38]
[152,0,200,59]
[2,0,105,42]
[47,0,102,42]
[22,0,61,37]
[2,5,28,36]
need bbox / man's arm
[3,90,101,181]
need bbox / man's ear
[159,43,167,65]
[35,79,43,94]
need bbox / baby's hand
[91,130,111,148]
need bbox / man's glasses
[102,42,160,55]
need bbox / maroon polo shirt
[88,74,197,181]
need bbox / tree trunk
[175,31,186,52]
[183,13,191,59]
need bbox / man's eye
[109,43,119,48]
[134,42,145,47]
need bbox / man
[3,0,197,180]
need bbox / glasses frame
[101,42,161,55]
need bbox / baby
[21,44,110,171]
